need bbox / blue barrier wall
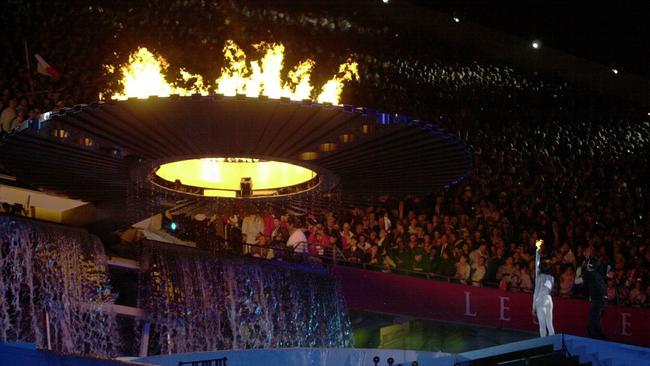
[0,343,142,366]
[135,347,459,366]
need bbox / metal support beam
[107,256,140,270]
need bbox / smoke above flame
[108,40,358,105]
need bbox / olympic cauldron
[0,95,470,218]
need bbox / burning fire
[109,48,208,100]
[108,40,358,105]
[316,61,358,104]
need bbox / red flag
[34,54,61,80]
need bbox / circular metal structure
[135,154,337,201]
[152,157,320,198]
[0,96,470,206]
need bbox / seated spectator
[9,108,24,130]
[358,234,372,253]
[340,222,354,249]
[499,275,510,291]
[629,281,646,307]
[368,245,396,270]
[560,243,577,266]
[427,246,440,273]
[559,265,575,297]
[376,228,391,248]
[368,245,382,266]
[509,263,523,291]
[344,236,366,263]
[251,233,264,257]
[438,249,456,278]
[469,243,488,267]
[1,202,14,214]
[496,256,514,281]
[286,218,308,253]
[411,248,430,272]
[454,255,471,284]
[607,280,617,303]
[486,247,505,283]
[471,256,486,286]
[308,225,329,256]
[520,264,533,292]
[0,98,17,133]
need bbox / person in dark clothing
[344,236,366,263]
[438,249,456,278]
[411,248,431,272]
[585,256,609,340]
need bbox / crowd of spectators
[1,1,648,308]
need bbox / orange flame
[317,60,359,105]
[110,48,207,100]
[108,41,358,105]
[216,41,319,101]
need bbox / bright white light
[453,17,460,23]
[531,41,541,49]
[201,158,222,182]
[382,0,389,3]
[612,68,619,75]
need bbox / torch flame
[109,40,358,105]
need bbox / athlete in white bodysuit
[533,239,555,337]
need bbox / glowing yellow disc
[155,158,316,197]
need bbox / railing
[280,242,579,297]
[135,231,583,298]
[160,234,515,292]
[197,239,326,268]
[178,357,227,366]
[372,356,420,366]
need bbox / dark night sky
[414,1,648,77]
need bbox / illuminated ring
[0,96,470,205]
[132,154,339,200]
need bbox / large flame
[317,60,359,104]
[216,41,318,101]
[110,48,207,100]
[108,40,358,105]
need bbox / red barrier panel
[335,266,650,347]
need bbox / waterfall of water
[140,242,353,355]
[0,215,119,356]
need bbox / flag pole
[24,40,35,96]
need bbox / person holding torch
[533,239,555,337]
